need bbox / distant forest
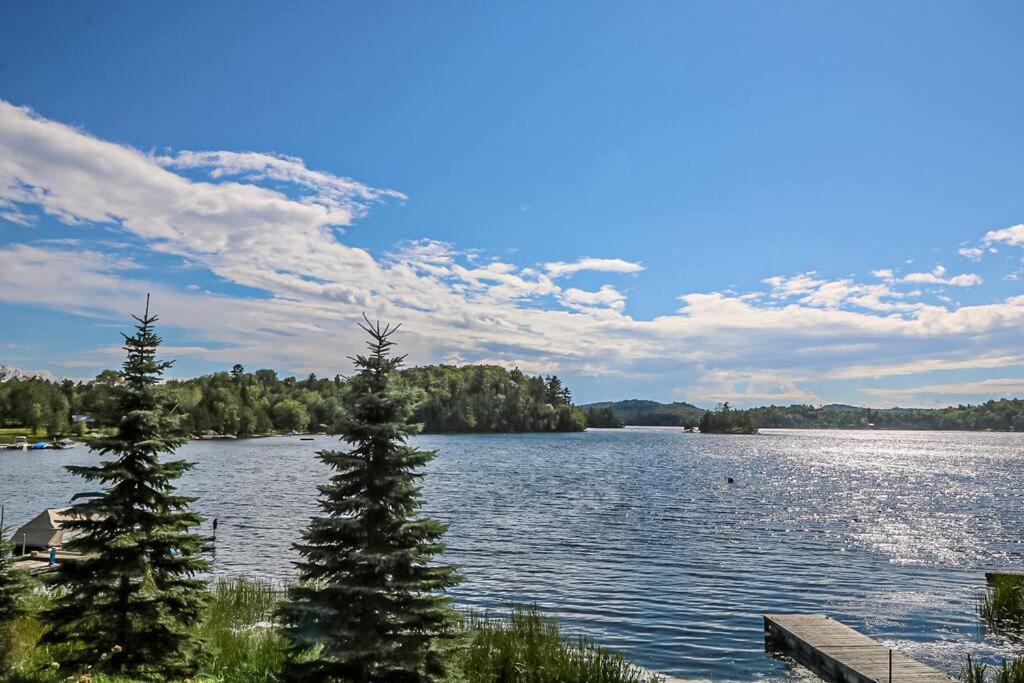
[0,364,586,437]
[581,398,1024,432]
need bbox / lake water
[2,428,1023,680]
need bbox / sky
[1,2,1024,408]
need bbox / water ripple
[2,427,1022,680]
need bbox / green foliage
[41,298,209,680]
[402,366,584,434]
[2,579,287,682]
[451,607,663,683]
[579,400,705,428]
[272,399,311,433]
[198,578,288,683]
[581,397,1024,431]
[0,530,32,675]
[698,403,758,434]
[993,658,1024,683]
[584,406,623,428]
[964,655,1024,683]
[2,580,665,683]
[0,372,69,437]
[980,576,1024,636]
[278,319,462,682]
[1,363,586,438]
[965,655,989,683]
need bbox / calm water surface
[3,428,1023,680]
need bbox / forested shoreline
[582,398,1024,432]
[0,364,586,438]
[6,363,1024,439]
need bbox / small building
[11,508,86,552]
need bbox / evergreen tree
[42,296,208,680]
[0,529,30,674]
[279,318,461,682]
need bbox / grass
[980,575,1024,637]
[963,654,1024,683]
[1,578,287,683]
[1,579,661,683]
[0,426,112,445]
[0,427,41,445]
[451,607,663,683]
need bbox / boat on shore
[1,437,80,451]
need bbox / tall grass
[196,578,287,683]
[980,575,1024,636]
[965,655,1024,683]
[1,578,287,682]
[452,607,663,683]
[2,580,665,682]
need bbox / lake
[2,428,1022,680]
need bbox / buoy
[726,474,734,484]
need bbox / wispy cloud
[862,378,1024,404]
[544,257,645,278]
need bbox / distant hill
[580,398,1024,432]
[580,399,706,427]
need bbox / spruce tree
[279,318,461,682]
[0,529,30,674]
[42,296,208,680]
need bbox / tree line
[697,402,758,434]
[582,398,1024,432]
[745,401,1024,431]
[0,363,586,437]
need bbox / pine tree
[279,318,461,682]
[0,529,30,674]
[42,296,208,680]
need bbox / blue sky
[1,2,1024,407]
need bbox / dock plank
[764,614,952,683]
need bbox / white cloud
[544,257,644,278]
[982,224,1024,247]
[3,100,1024,408]
[902,265,981,287]
[958,246,984,261]
[560,285,627,312]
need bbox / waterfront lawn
[0,427,37,444]
[1,579,662,683]
[0,426,111,445]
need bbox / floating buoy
[726,474,735,484]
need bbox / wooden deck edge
[764,614,952,683]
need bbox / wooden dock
[764,614,952,682]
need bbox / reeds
[965,654,1024,683]
[196,578,287,683]
[980,576,1024,636]
[453,606,664,683]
